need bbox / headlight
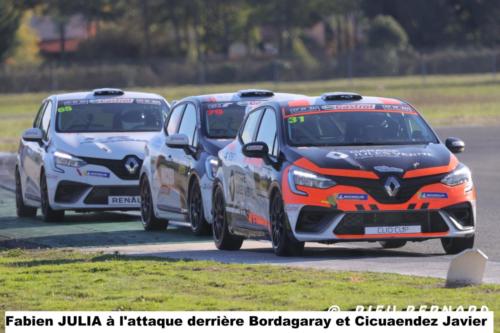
[288,166,336,195]
[441,163,472,190]
[205,156,219,180]
[53,151,87,169]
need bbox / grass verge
[1,74,500,152]
[0,248,499,332]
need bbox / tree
[0,0,22,63]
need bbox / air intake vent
[93,88,124,96]
[238,89,274,98]
[321,92,362,101]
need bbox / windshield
[56,98,167,133]
[203,101,249,139]
[285,106,438,146]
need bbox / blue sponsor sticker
[420,192,448,199]
[336,193,368,200]
[84,170,110,178]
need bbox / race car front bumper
[45,164,140,211]
[285,203,475,242]
[283,174,476,243]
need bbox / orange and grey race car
[211,92,476,256]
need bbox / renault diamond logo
[124,157,139,174]
[384,176,400,197]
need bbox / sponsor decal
[366,225,421,235]
[326,151,349,160]
[77,169,110,178]
[336,193,368,200]
[108,196,141,205]
[374,165,404,173]
[80,136,148,145]
[348,149,432,160]
[321,104,376,111]
[420,192,448,199]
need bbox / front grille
[333,174,445,204]
[78,155,143,180]
[84,186,140,204]
[296,206,341,233]
[55,181,91,203]
[334,211,449,235]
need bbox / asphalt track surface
[0,127,499,283]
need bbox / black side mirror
[445,137,465,154]
[242,141,269,159]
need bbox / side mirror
[445,137,465,154]
[165,133,190,149]
[22,128,43,142]
[242,141,269,159]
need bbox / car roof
[50,89,166,102]
[177,90,307,104]
[265,92,417,115]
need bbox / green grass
[0,249,499,332]
[1,73,500,152]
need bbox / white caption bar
[4,311,494,333]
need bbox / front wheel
[40,171,64,222]
[140,176,168,231]
[15,168,37,218]
[188,180,210,235]
[441,236,474,255]
[270,192,304,257]
[212,186,243,250]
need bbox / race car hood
[204,138,233,155]
[290,143,455,177]
[53,132,158,159]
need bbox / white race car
[15,88,170,222]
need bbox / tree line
[1,0,500,65]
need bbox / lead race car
[15,88,170,222]
[211,92,476,256]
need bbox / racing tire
[212,185,243,250]
[140,176,168,231]
[15,168,37,218]
[188,180,210,236]
[270,192,304,257]
[40,171,65,222]
[379,240,407,249]
[441,236,474,255]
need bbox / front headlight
[441,163,472,190]
[205,156,219,180]
[53,151,87,169]
[288,166,336,195]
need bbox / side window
[33,102,46,128]
[240,108,263,144]
[166,104,185,135]
[40,101,52,139]
[256,108,278,156]
[177,103,197,146]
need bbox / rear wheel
[379,240,407,249]
[188,180,210,235]
[212,186,243,250]
[270,192,304,256]
[441,236,474,255]
[140,176,168,231]
[40,171,64,222]
[15,168,37,218]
